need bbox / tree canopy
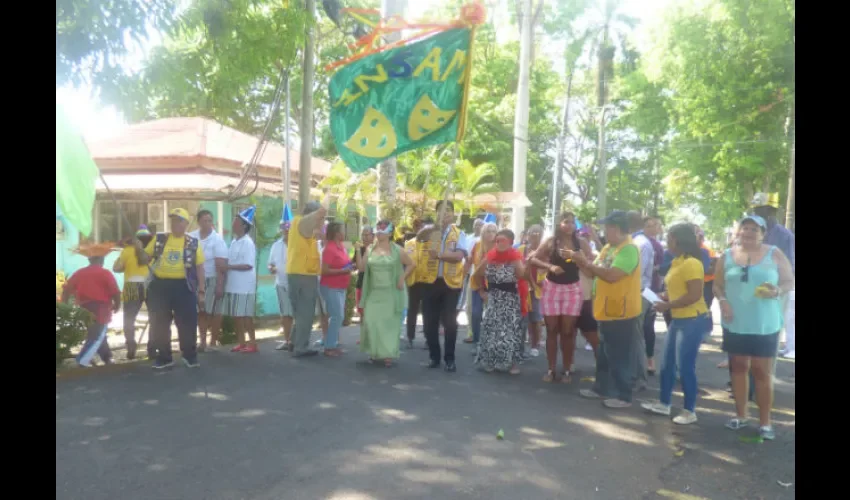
[59,0,795,241]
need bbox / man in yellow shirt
[137,208,206,369]
[113,225,153,359]
[286,199,328,357]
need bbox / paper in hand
[642,288,662,304]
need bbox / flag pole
[283,70,292,208]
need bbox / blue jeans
[660,315,707,412]
[319,286,346,349]
[470,289,484,343]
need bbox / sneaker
[126,343,137,360]
[77,359,93,368]
[759,425,776,440]
[231,344,246,353]
[641,401,672,416]
[182,357,200,369]
[242,345,259,354]
[580,389,603,400]
[603,399,632,409]
[408,339,414,349]
[673,411,698,425]
[293,349,319,358]
[781,350,795,360]
[584,343,593,351]
[423,360,441,369]
[315,339,324,346]
[725,417,750,430]
[152,360,174,370]
[463,337,474,344]
[275,341,289,351]
[444,362,457,373]
[529,348,540,357]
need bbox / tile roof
[85,117,331,177]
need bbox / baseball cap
[169,208,190,221]
[739,214,767,230]
[597,210,629,232]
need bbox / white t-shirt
[226,234,257,294]
[189,229,228,278]
[267,238,288,288]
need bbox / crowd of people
[61,192,794,440]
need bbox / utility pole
[512,0,532,235]
[785,114,795,232]
[784,25,795,232]
[376,0,406,220]
[298,0,316,209]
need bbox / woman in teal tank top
[713,215,794,440]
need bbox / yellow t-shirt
[665,255,709,319]
[117,246,150,282]
[144,235,205,280]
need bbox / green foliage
[56,0,176,89]
[646,0,794,239]
[56,302,93,366]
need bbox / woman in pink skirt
[529,212,593,382]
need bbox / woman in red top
[319,222,354,356]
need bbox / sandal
[560,371,572,384]
[725,417,750,430]
[324,349,342,357]
[509,366,521,375]
[543,370,556,382]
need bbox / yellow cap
[751,192,780,209]
[169,208,191,221]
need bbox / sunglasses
[740,255,752,283]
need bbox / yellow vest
[420,225,464,289]
[404,239,419,287]
[518,244,545,299]
[592,238,642,321]
[286,216,320,275]
[469,242,487,292]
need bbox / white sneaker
[641,401,672,416]
[782,350,795,359]
[529,348,540,357]
[585,343,593,351]
[673,411,698,425]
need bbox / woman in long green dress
[359,219,416,367]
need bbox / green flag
[329,27,473,172]
[56,103,99,237]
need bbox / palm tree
[319,161,378,224]
[582,0,638,217]
[448,160,500,216]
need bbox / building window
[96,201,162,243]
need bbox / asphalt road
[56,319,795,500]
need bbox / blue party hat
[483,213,498,224]
[281,203,293,225]
[239,205,256,225]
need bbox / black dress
[475,263,524,371]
